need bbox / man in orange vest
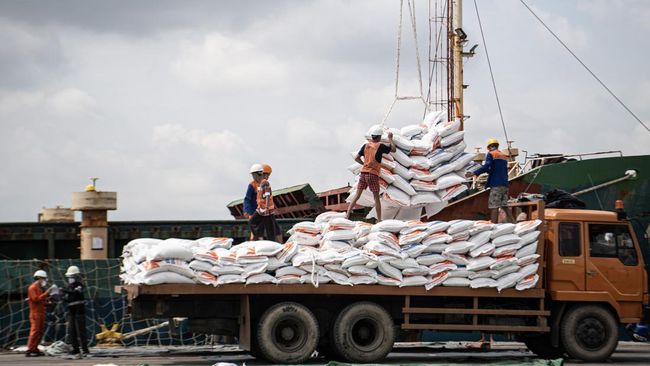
[346,125,395,221]
[246,164,276,240]
[262,164,283,243]
[26,270,53,357]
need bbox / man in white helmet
[243,164,264,219]
[346,125,395,221]
[63,265,89,357]
[26,270,52,357]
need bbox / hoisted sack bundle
[428,149,454,169]
[383,186,411,207]
[400,124,425,139]
[434,118,461,137]
[411,179,437,192]
[435,173,467,190]
[437,184,468,201]
[441,131,465,148]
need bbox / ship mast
[450,0,471,129]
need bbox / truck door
[549,222,585,291]
[586,223,644,299]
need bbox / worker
[26,270,53,357]
[466,138,514,224]
[244,164,264,239]
[346,126,395,221]
[244,164,276,240]
[63,266,89,357]
[262,164,283,243]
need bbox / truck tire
[560,305,618,362]
[523,334,565,359]
[332,301,395,363]
[256,302,319,364]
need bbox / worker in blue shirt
[244,164,264,240]
[466,138,514,223]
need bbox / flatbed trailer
[123,201,648,363]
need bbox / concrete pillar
[71,191,117,260]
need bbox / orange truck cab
[531,207,649,360]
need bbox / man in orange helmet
[262,164,283,243]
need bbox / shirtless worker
[346,125,396,221]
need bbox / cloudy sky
[1,0,649,222]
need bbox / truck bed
[123,283,545,299]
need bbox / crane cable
[473,0,513,157]
[519,0,650,135]
[382,0,427,125]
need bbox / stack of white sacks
[121,212,542,292]
[346,110,479,220]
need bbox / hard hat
[34,270,48,279]
[486,138,499,148]
[65,265,81,277]
[249,163,263,174]
[262,164,272,175]
[85,184,96,192]
[367,125,384,137]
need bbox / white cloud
[47,88,97,116]
[0,87,97,118]
[527,5,588,50]
[171,32,288,90]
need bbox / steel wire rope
[425,0,449,116]
[473,0,513,158]
[519,0,650,135]
[382,0,427,125]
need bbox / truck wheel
[332,301,395,363]
[560,305,618,362]
[523,334,565,359]
[256,302,319,364]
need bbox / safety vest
[256,179,275,213]
[360,141,382,176]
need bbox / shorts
[357,172,380,193]
[249,212,277,240]
[488,186,509,209]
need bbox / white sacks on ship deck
[347,110,479,220]
[120,212,542,292]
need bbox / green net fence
[0,259,215,350]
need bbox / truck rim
[272,317,307,352]
[575,316,606,350]
[350,317,383,351]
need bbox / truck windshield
[588,224,638,266]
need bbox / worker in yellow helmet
[261,164,283,243]
[466,138,514,223]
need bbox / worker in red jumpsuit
[26,270,52,357]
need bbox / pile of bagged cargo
[347,110,478,219]
[121,212,541,292]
